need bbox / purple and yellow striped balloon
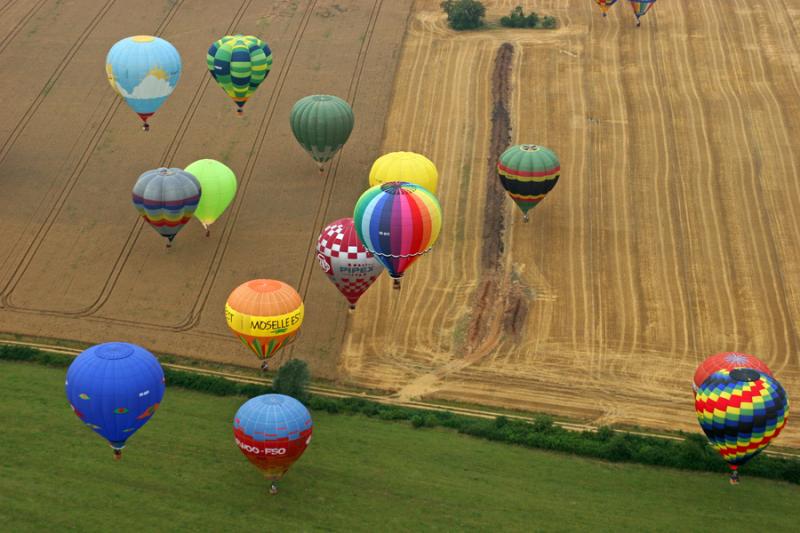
[353,182,442,288]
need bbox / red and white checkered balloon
[316,217,384,309]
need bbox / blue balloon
[106,35,182,130]
[65,342,165,454]
[233,394,313,482]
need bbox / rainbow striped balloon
[629,0,656,25]
[132,168,201,247]
[695,368,789,474]
[353,182,442,286]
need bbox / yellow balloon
[368,152,439,194]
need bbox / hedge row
[2,344,798,484]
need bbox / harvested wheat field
[1,0,799,447]
[0,0,412,377]
[342,0,800,446]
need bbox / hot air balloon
[369,152,439,194]
[629,0,656,26]
[316,217,384,310]
[595,0,619,17]
[207,35,272,114]
[65,342,165,459]
[234,394,313,495]
[497,144,560,223]
[106,36,181,131]
[184,159,237,237]
[693,352,773,392]
[353,182,442,289]
[225,279,304,370]
[132,168,201,247]
[695,368,789,484]
[290,95,354,173]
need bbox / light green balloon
[184,159,237,234]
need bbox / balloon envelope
[353,182,442,280]
[693,352,773,391]
[106,36,181,128]
[234,394,313,481]
[65,342,165,450]
[629,0,656,19]
[695,368,789,468]
[226,279,304,361]
[497,144,560,218]
[595,0,619,15]
[369,152,439,194]
[132,168,201,244]
[207,35,272,111]
[184,159,237,229]
[316,217,384,307]
[290,95,354,165]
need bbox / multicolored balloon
[369,152,439,194]
[65,342,165,459]
[353,182,442,289]
[497,144,560,223]
[233,394,313,494]
[207,35,272,114]
[225,279,304,368]
[695,368,789,483]
[132,168,201,247]
[106,35,181,131]
[290,95,354,173]
[184,159,237,237]
[629,0,656,26]
[693,352,773,392]
[316,217,384,310]
[595,0,619,17]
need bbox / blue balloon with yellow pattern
[106,35,182,131]
[65,342,165,459]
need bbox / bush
[440,0,486,31]
[272,359,310,402]
[500,6,538,28]
[541,16,557,29]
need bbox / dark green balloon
[290,95,354,167]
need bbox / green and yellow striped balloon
[207,35,272,113]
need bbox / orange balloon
[225,279,304,361]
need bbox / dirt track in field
[341,0,800,447]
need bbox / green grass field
[1,362,797,532]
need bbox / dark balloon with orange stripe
[496,144,560,222]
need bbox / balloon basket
[729,469,739,485]
[112,448,122,461]
[142,123,150,132]
[392,278,401,290]
[348,304,356,312]
[270,482,278,495]
[318,166,325,174]
[522,214,529,223]
[205,228,211,238]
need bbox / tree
[272,359,310,402]
[440,0,486,31]
[541,16,557,29]
[500,5,541,28]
